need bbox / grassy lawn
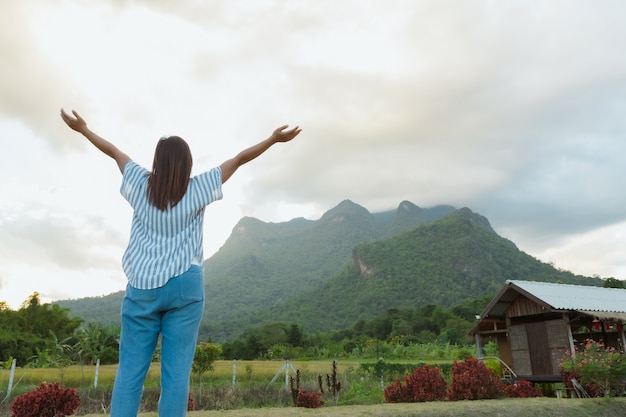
[4,361,625,416]
[76,398,626,417]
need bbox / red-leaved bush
[296,389,323,408]
[384,364,447,403]
[448,357,505,401]
[187,392,195,411]
[503,380,543,398]
[11,382,80,417]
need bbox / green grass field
[1,359,363,391]
[4,360,621,416]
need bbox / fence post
[232,359,237,387]
[94,358,100,389]
[5,358,16,400]
[267,360,298,390]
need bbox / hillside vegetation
[56,200,602,342]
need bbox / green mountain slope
[199,200,455,339]
[55,201,601,342]
[252,207,601,334]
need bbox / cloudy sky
[1,0,625,309]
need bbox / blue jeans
[110,265,204,417]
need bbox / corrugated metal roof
[508,280,626,313]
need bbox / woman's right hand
[271,124,302,143]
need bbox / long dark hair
[147,136,192,210]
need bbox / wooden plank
[546,318,569,374]
[509,324,531,375]
[507,296,544,318]
[526,321,552,375]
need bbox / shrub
[288,368,322,408]
[296,389,323,408]
[559,338,626,397]
[187,392,194,411]
[503,380,543,398]
[384,364,447,403]
[448,357,505,400]
[11,382,80,417]
[560,368,604,397]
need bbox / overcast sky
[1,0,626,309]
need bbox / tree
[257,323,290,349]
[75,323,120,365]
[286,323,304,347]
[603,278,625,289]
[438,317,473,345]
[19,293,82,341]
[0,293,82,365]
[192,342,222,385]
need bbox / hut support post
[564,314,576,357]
[475,333,482,358]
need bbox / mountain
[197,200,457,339]
[56,201,601,341]
[249,207,600,333]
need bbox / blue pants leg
[158,267,204,416]
[110,265,204,417]
[110,284,160,417]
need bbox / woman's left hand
[60,109,88,133]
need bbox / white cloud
[2,0,626,308]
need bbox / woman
[60,109,301,417]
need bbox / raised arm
[60,109,131,174]
[220,124,301,184]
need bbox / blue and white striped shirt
[120,160,223,289]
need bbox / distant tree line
[2,292,494,367]
[220,295,493,360]
[14,283,626,366]
[0,293,119,367]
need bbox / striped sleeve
[192,166,223,206]
[120,161,150,208]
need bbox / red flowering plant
[384,364,447,403]
[296,389,323,408]
[559,338,626,397]
[503,379,543,398]
[187,392,195,411]
[11,382,80,417]
[448,357,505,401]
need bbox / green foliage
[559,339,626,396]
[603,277,625,288]
[2,355,14,369]
[192,342,223,383]
[74,323,120,365]
[52,292,124,328]
[319,360,341,405]
[339,376,385,405]
[222,323,306,360]
[41,331,73,370]
[0,293,82,365]
[222,297,484,361]
[482,340,500,357]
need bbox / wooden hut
[469,280,626,382]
